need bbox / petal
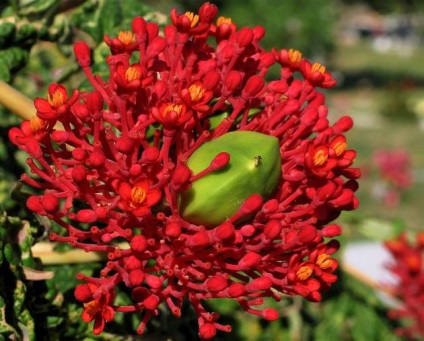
[118,182,132,201]
[34,98,52,113]
[93,315,105,335]
[81,309,95,323]
[103,306,115,322]
[145,188,162,206]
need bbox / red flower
[117,178,162,216]
[10,2,360,339]
[104,30,138,54]
[34,83,78,120]
[151,102,191,128]
[181,81,213,112]
[75,283,115,335]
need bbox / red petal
[93,315,105,335]
[81,309,95,323]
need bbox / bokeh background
[0,0,423,340]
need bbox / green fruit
[178,131,281,227]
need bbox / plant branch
[0,80,35,120]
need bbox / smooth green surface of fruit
[178,131,281,227]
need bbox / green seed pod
[179,131,281,227]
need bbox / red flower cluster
[385,233,424,339]
[9,3,360,339]
[373,149,413,208]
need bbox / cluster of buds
[9,2,360,339]
[385,233,424,339]
[373,149,413,208]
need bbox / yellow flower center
[131,186,147,205]
[217,16,232,26]
[189,84,205,102]
[83,300,101,316]
[296,266,313,280]
[163,104,183,118]
[125,65,142,82]
[30,116,46,132]
[288,49,302,63]
[184,12,199,27]
[118,31,135,45]
[48,90,65,108]
[316,254,333,269]
[333,141,347,157]
[313,149,328,166]
[311,62,326,74]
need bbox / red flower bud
[210,152,230,171]
[76,209,97,223]
[129,269,145,286]
[26,196,43,214]
[87,149,105,168]
[143,294,160,310]
[199,2,218,23]
[199,323,216,340]
[42,194,59,213]
[71,165,87,183]
[227,283,245,297]
[263,220,282,240]
[214,222,235,241]
[73,41,91,68]
[74,284,93,302]
[262,308,279,321]
[242,75,264,99]
[205,275,228,292]
[322,224,342,238]
[186,231,210,249]
[165,222,182,238]
[239,194,263,215]
[145,274,163,289]
[203,70,220,90]
[131,235,147,253]
[145,36,166,59]
[238,252,262,270]
[87,91,104,114]
[245,277,273,292]
[132,17,147,37]
[116,136,135,154]
[236,27,254,48]
[225,70,243,92]
[333,116,353,134]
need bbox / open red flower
[75,283,116,335]
[117,178,162,216]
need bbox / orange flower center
[313,149,328,166]
[316,254,333,269]
[296,266,313,280]
[217,16,232,26]
[189,83,205,102]
[333,141,347,156]
[163,104,183,118]
[311,62,326,74]
[131,186,147,205]
[48,89,65,108]
[288,49,302,63]
[125,65,142,82]
[184,12,199,27]
[118,31,135,45]
[83,300,101,316]
[30,115,46,132]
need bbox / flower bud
[73,41,91,68]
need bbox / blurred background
[1,0,424,340]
